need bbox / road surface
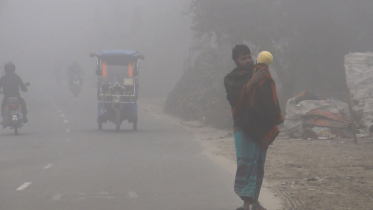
[0,81,281,210]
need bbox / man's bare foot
[236,201,251,210]
[236,205,250,210]
[250,202,267,210]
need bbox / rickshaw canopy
[92,50,143,65]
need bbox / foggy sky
[0,0,191,96]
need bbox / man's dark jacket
[0,73,27,97]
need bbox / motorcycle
[70,75,82,97]
[1,82,30,135]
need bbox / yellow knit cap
[257,51,273,65]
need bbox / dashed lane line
[44,164,53,169]
[16,182,32,191]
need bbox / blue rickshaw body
[91,50,143,131]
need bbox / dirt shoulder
[267,136,373,210]
[141,98,373,210]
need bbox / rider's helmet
[4,62,16,74]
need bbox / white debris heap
[345,52,373,129]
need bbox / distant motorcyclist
[0,62,28,123]
[66,60,84,88]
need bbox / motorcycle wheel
[14,127,18,135]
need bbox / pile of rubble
[284,91,353,139]
[345,52,373,129]
[284,52,373,140]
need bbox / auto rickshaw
[90,50,144,131]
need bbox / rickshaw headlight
[123,78,134,86]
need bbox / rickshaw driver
[0,62,28,123]
[100,62,131,95]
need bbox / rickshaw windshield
[102,64,130,86]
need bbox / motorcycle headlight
[113,95,121,102]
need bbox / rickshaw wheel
[133,116,138,131]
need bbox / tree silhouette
[189,0,373,101]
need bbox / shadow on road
[0,131,40,137]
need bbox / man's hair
[232,44,252,60]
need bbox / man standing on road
[224,45,282,210]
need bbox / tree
[189,0,373,102]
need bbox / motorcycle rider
[66,60,84,88]
[0,62,28,123]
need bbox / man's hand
[251,68,267,84]
[245,68,267,92]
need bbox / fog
[0,0,191,96]
[2,1,373,209]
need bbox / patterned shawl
[224,64,283,149]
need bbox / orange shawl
[233,63,283,149]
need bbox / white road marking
[53,194,63,201]
[128,191,139,198]
[65,129,70,133]
[44,164,53,169]
[16,182,32,191]
[63,120,69,123]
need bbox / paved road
[0,80,249,210]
